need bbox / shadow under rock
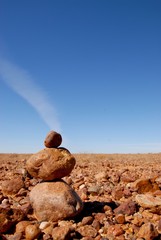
[74,200,117,223]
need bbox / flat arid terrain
[1,152,161,239]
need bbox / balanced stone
[29,181,83,222]
[44,130,62,148]
[26,148,76,180]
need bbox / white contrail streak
[0,58,61,131]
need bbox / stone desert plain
[1,152,161,240]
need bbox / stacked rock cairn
[26,130,83,223]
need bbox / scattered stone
[16,221,30,234]
[44,130,62,148]
[77,225,97,238]
[105,224,124,238]
[39,221,50,230]
[112,187,124,200]
[52,226,71,240]
[7,232,23,240]
[88,185,100,195]
[41,222,54,235]
[81,216,93,226]
[121,171,138,183]
[92,219,101,231]
[94,213,107,224]
[0,207,24,233]
[26,148,76,180]
[29,181,83,221]
[95,171,108,181]
[158,219,161,233]
[135,194,161,208]
[114,200,137,216]
[133,178,159,193]
[137,222,158,240]
[115,214,125,224]
[25,224,41,240]
[1,175,24,195]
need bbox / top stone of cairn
[44,130,62,148]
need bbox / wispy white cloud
[0,58,61,131]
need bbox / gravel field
[1,152,161,240]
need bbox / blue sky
[0,0,161,153]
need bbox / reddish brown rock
[133,178,159,193]
[0,207,24,233]
[137,222,158,240]
[115,214,125,224]
[16,221,30,234]
[77,225,97,238]
[6,232,22,240]
[95,171,108,181]
[94,213,107,224]
[135,194,161,208]
[112,188,124,200]
[92,219,101,231]
[29,181,83,222]
[26,148,76,180]
[121,171,138,183]
[25,224,41,240]
[52,226,72,240]
[105,224,124,238]
[44,130,62,148]
[81,216,93,226]
[158,219,161,233]
[114,200,137,216]
[1,175,24,195]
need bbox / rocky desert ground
[1,152,161,240]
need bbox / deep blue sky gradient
[0,0,161,153]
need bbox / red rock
[44,130,62,148]
[115,214,125,224]
[158,219,161,233]
[95,171,108,181]
[115,235,125,240]
[52,226,71,240]
[77,225,97,238]
[106,224,124,237]
[92,219,101,231]
[135,194,161,208]
[1,175,24,195]
[88,185,100,195]
[121,171,138,183]
[132,213,144,227]
[0,207,24,233]
[112,188,124,200]
[25,224,41,240]
[94,213,107,224]
[114,200,136,216]
[123,188,132,197]
[81,216,93,226]
[134,179,159,193]
[137,222,158,240]
[16,221,30,234]
[110,172,120,184]
[7,232,22,240]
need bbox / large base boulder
[29,181,83,222]
[26,148,76,180]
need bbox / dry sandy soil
[1,152,161,239]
